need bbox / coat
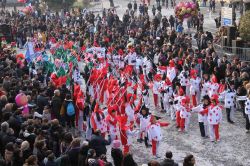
[160,158,178,166]
[51,96,62,119]
[89,134,111,157]
[207,105,222,125]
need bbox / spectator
[183,154,195,166]
[88,130,111,157]
[160,151,178,166]
[122,153,138,166]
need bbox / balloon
[175,1,197,19]
[18,0,26,3]
[15,93,28,106]
[22,8,30,15]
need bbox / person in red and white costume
[189,69,201,107]
[117,115,138,154]
[179,96,191,132]
[167,60,177,82]
[142,56,152,82]
[161,78,173,116]
[174,87,185,128]
[125,94,136,130]
[106,105,119,142]
[200,73,211,99]
[208,94,223,142]
[209,75,219,98]
[177,66,190,95]
[90,103,107,138]
[147,115,169,158]
[124,46,137,68]
[191,95,210,137]
[153,74,162,109]
[136,106,151,145]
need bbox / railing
[213,43,250,61]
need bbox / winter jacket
[89,134,111,157]
[160,158,178,166]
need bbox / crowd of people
[0,0,250,166]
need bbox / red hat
[169,60,175,67]
[211,94,219,104]
[154,74,162,82]
[181,96,190,105]
[190,69,197,77]
[178,87,184,96]
[211,75,217,83]
[165,78,172,86]
[118,49,124,55]
[158,66,167,71]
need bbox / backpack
[66,102,75,116]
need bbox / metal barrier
[213,43,250,61]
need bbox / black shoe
[228,120,235,124]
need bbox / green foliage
[239,11,250,42]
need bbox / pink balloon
[15,93,28,106]
[18,0,26,3]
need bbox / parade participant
[148,115,169,158]
[125,93,136,129]
[143,56,153,82]
[153,74,162,109]
[167,60,177,82]
[106,105,119,142]
[200,73,211,99]
[90,103,107,138]
[191,95,211,137]
[174,86,185,128]
[117,115,138,154]
[178,66,190,94]
[221,81,236,123]
[244,92,250,133]
[161,78,173,115]
[209,75,219,97]
[189,69,201,106]
[179,96,191,132]
[142,84,150,107]
[208,94,223,142]
[136,105,151,146]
